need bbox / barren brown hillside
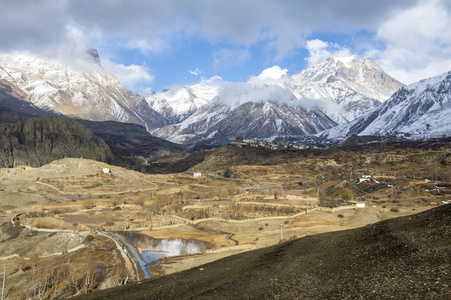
[75,204,450,299]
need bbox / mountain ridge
[148,56,403,144]
[0,50,166,131]
[322,70,451,140]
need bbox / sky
[1,0,451,95]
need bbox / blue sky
[1,0,451,94]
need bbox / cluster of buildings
[231,137,321,151]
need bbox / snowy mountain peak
[333,55,359,67]
[0,51,165,130]
[322,70,451,139]
[85,47,101,65]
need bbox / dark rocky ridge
[0,117,113,168]
[0,86,185,171]
[75,204,450,300]
[77,119,186,170]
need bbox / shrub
[284,220,289,224]
[113,206,121,211]
[337,214,344,218]
[342,188,351,200]
[224,168,235,178]
[258,227,264,231]
[390,207,400,212]
[84,235,95,243]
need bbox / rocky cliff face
[77,119,186,170]
[0,117,114,168]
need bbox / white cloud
[201,75,223,85]
[374,0,451,84]
[100,58,154,93]
[214,82,293,107]
[0,1,418,60]
[189,68,201,76]
[248,66,288,85]
[2,0,448,90]
[305,39,352,65]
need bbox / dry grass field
[0,144,449,298]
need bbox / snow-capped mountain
[0,49,165,131]
[146,83,218,123]
[153,101,337,144]
[0,50,407,146]
[0,79,54,123]
[149,56,403,144]
[288,56,404,122]
[322,71,451,139]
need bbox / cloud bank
[0,0,450,89]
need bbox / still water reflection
[115,232,213,278]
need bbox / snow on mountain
[146,83,218,123]
[148,56,403,129]
[0,50,407,145]
[149,56,403,144]
[287,56,404,123]
[322,71,451,139]
[153,100,337,144]
[0,50,165,131]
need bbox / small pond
[115,232,213,278]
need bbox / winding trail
[227,234,239,246]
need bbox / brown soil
[74,204,451,300]
[0,143,449,298]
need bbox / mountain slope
[153,101,337,144]
[0,117,113,168]
[149,56,403,144]
[77,119,186,170]
[146,83,218,123]
[0,79,55,124]
[289,56,404,122]
[75,204,451,300]
[323,71,451,139]
[0,50,166,131]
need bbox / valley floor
[0,143,449,299]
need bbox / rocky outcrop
[0,117,113,168]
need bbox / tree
[341,188,351,200]
[224,168,235,178]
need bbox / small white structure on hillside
[102,168,110,174]
[193,172,202,178]
[359,175,371,183]
[356,202,366,208]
